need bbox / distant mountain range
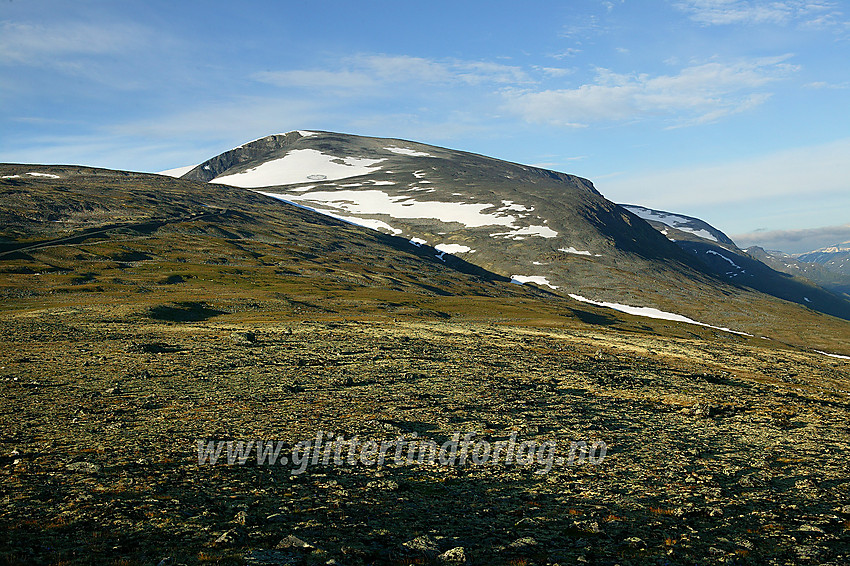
[617,204,850,305]
[160,130,850,328]
[745,244,850,297]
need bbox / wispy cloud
[254,54,532,95]
[0,20,180,92]
[0,21,157,66]
[503,56,797,127]
[674,0,848,29]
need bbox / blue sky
[2,0,849,252]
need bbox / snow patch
[257,191,402,235]
[158,165,196,177]
[26,172,61,179]
[511,275,559,289]
[434,244,474,254]
[491,225,558,239]
[271,189,518,228]
[384,146,434,157]
[706,249,741,269]
[1,174,21,179]
[559,247,600,257]
[409,237,427,247]
[623,205,719,242]
[211,149,386,187]
[297,130,318,137]
[499,200,534,212]
[568,294,752,336]
[814,350,850,360]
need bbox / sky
[2,0,849,253]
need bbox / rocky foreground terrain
[1,312,849,565]
[1,165,849,565]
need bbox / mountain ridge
[169,130,850,328]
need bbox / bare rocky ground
[1,309,849,566]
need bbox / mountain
[619,204,737,247]
[0,164,571,321]
[616,203,850,317]
[747,245,850,298]
[797,241,850,275]
[171,130,850,332]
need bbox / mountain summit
[171,130,850,332]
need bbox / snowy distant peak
[807,241,850,254]
[794,241,850,279]
[620,204,736,246]
[158,164,197,178]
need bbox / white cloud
[504,56,797,127]
[674,0,847,29]
[254,54,532,94]
[598,137,850,209]
[0,21,156,66]
[253,69,377,93]
[550,48,583,59]
[533,66,574,78]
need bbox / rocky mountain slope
[797,242,850,276]
[747,245,850,298]
[172,130,850,328]
[616,204,850,316]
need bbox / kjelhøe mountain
[169,130,850,331]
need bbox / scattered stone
[276,534,315,551]
[230,331,257,344]
[798,524,825,535]
[65,461,100,474]
[366,479,399,491]
[439,546,467,563]
[402,534,441,556]
[624,537,644,549]
[505,537,538,551]
[214,529,242,546]
[126,341,179,354]
[232,509,249,525]
[104,383,122,395]
[266,512,287,523]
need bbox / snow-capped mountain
[619,204,737,247]
[746,243,850,297]
[169,130,850,326]
[614,204,850,312]
[797,242,850,275]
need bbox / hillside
[614,203,850,318]
[747,246,850,298]
[170,130,850,336]
[797,242,850,277]
[1,163,850,565]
